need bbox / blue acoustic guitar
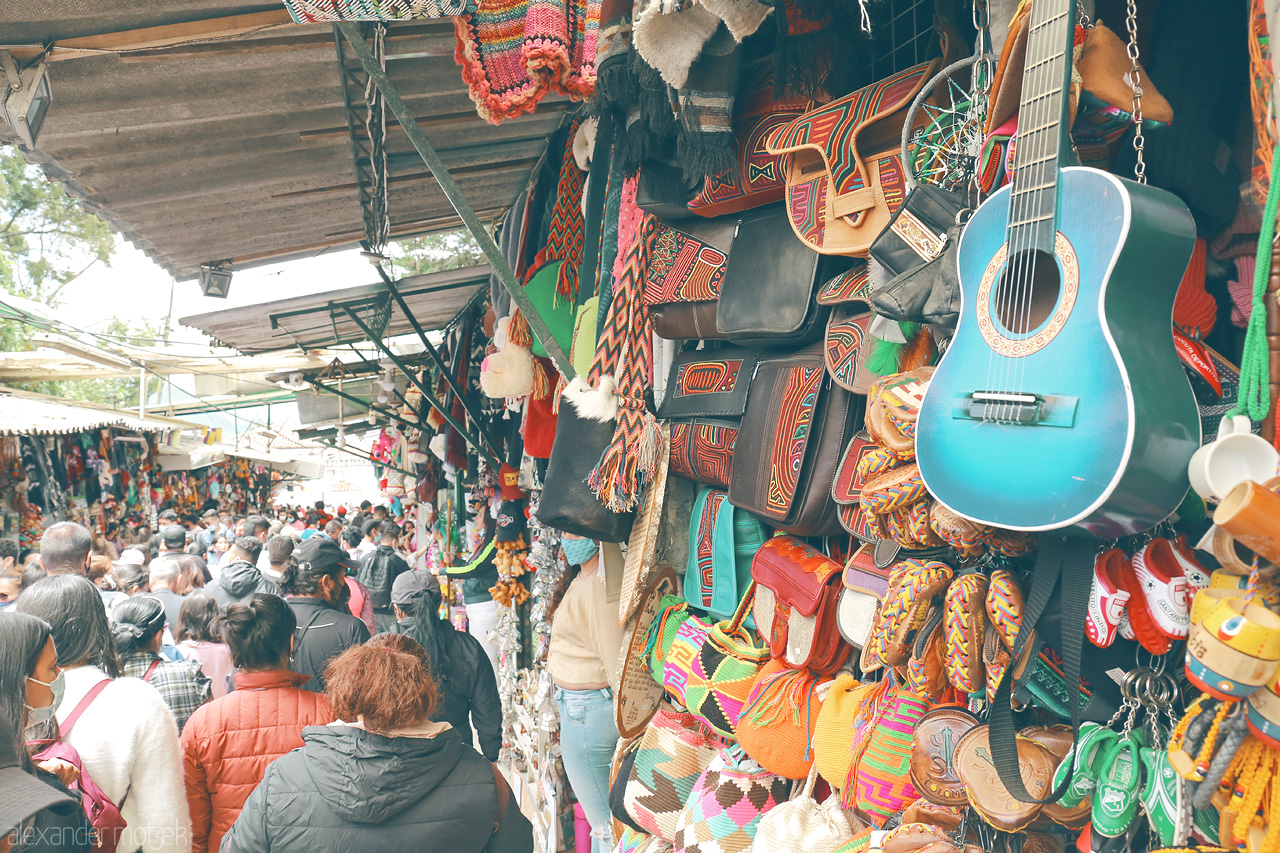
[916,0,1200,536]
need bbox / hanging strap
[60,679,111,738]
[142,660,162,684]
[988,534,1095,803]
[578,112,617,309]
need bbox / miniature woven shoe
[1051,722,1118,809]
[1087,549,1131,649]
[1092,737,1143,838]
[1131,538,1191,641]
[1140,746,1190,847]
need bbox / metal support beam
[305,377,419,436]
[317,435,418,478]
[370,258,503,458]
[342,305,500,469]
[335,21,577,382]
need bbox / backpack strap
[492,765,511,833]
[989,535,1094,803]
[60,679,111,738]
[142,660,161,683]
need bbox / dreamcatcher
[901,0,996,195]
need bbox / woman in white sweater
[16,575,193,853]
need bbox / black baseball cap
[160,525,187,549]
[293,536,359,573]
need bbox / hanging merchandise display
[338,0,1280,850]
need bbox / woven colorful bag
[644,596,694,684]
[812,674,884,793]
[846,679,928,826]
[624,710,724,843]
[672,746,791,853]
[735,659,833,780]
[662,583,769,738]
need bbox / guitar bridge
[952,392,1079,427]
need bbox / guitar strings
[1011,3,1065,415]
[1018,6,1061,407]
[999,0,1047,418]
[1022,6,1072,406]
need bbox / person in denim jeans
[546,534,624,853]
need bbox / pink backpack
[29,680,128,853]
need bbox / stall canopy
[0,5,565,280]
[156,438,325,478]
[0,389,198,436]
[179,263,489,354]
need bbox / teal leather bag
[685,487,768,626]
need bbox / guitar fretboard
[1006,0,1078,255]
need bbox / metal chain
[1124,0,1147,184]
[363,23,391,253]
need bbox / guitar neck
[1006,0,1078,255]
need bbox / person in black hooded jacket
[385,570,502,761]
[223,635,532,853]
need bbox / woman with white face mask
[15,576,192,853]
[0,610,92,853]
[544,534,625,853]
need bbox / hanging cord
[1232,144,1280,420]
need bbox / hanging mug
[1187,416,1279,503]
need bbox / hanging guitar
[916,0,1200,536]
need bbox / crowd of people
[0,500,524,853]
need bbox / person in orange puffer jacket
[179,593,333,853]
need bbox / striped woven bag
[848,680,928,826]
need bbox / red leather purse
[750,536,851,674]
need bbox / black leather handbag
[714,205,850,347]
[868,184,968,329]
[535,396,636,542]
[656,344,759,422]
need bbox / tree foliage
[0,144,155,406]
[388,228,486,279]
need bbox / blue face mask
[562,538,599,566]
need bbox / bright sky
[58,237,380,346]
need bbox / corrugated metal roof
[1,2,565,279]
[0,388,200,435]
[178,262,488,352]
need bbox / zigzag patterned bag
[624,710,724,843]
[764,61,940,257]
[672,746,790,853]
[662,583,769,739]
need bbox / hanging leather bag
[684,487,768,624]
[764,60,940,256]
[536,394,636,542]
[728,343,862,536]
[643,216,738,340]
[750,536,851,674]
[658,345,759,489]
[713,205,851,346]
[687,57,811,218]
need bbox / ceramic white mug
[1188,415,1280,502]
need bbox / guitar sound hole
[994,249,1061,334]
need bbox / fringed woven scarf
[529,118,587,304]
[586,177,661,512]
[455,0,603,123]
